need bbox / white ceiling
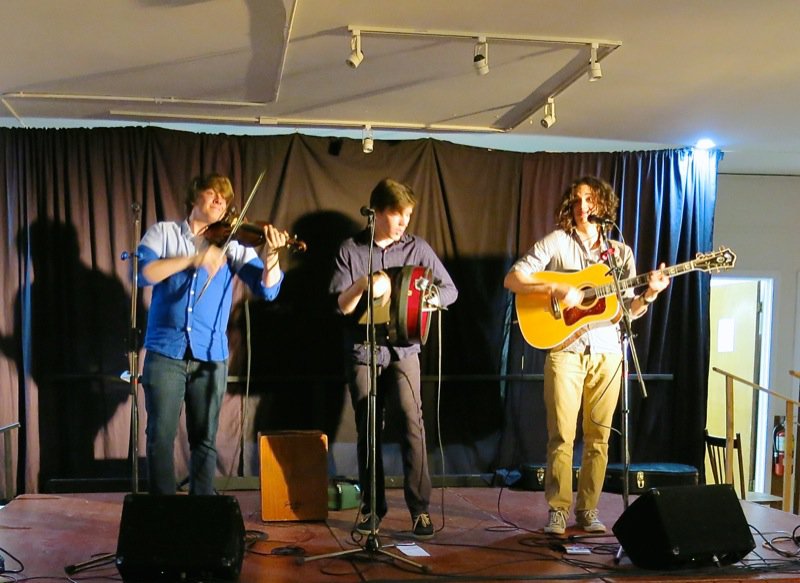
[3,0,800,175]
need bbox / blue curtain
[498,148,722,475]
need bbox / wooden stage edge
[1,487,800,582]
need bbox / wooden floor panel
[1,487,799,582]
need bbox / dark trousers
[141,350,227,495]
[348,355,431,518]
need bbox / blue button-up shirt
[137,220,283,362]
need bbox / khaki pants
[543,350,622,513]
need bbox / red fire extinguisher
[774,418,786,476]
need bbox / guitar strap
[549,327,590,353]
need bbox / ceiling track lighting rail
[3,91,267,108]
[108,109,505,133]
[2,25,619,135]
[344,25,620,130]
[346,25,621,50]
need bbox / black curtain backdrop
[0,127,720,494]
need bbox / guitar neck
[593,259,700,299]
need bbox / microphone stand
[595,226,647,563]
[120,202,143,494]
[302,212,427,572]
[69,201,141,576]
[66,204,142,576]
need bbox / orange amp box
[258,431,328,521]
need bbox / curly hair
[555,176,619,232]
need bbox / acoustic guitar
[514,246,736,350]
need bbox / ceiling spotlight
[695,138,716,150]
[362,124,374,154]
[588,43,602,82]
[540,98,556,129]
[346,29,364,69]
[473,36,489,76]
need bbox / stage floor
[1,486,799,582]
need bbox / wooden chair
[704,430,746,497]
[1,422,20,501]
[704,429,781,506]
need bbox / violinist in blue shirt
[137,173,287,495]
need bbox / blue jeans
[142,350,227,495]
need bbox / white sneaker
[543,509,568,534]
[575,509,606,533]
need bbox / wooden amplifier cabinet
[259,431,328,521]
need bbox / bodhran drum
[386,265,437,346]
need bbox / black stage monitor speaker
[116,494,245,582]
[612,484,755,570]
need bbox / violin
[203,218,307,253]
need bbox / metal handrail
[711,367,797,511]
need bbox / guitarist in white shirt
[504,176,669,535]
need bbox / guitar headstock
[694,246,736,273]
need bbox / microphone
[588,214,614,227]
[360,206,375,217]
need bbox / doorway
[707,277,773,493]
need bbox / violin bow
[195,169,267,304]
